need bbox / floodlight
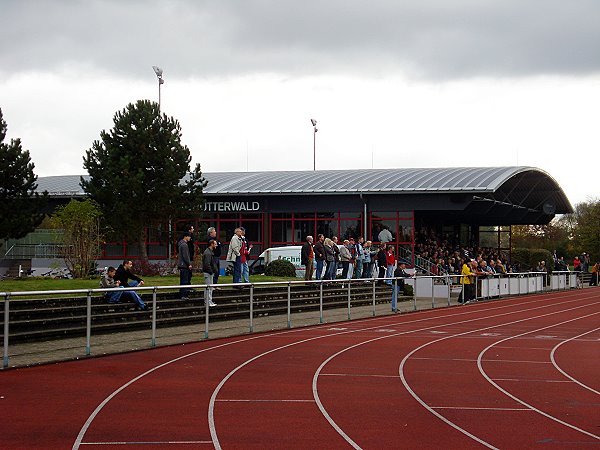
[152,66,163,77]
[311,119,317,126]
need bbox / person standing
[391,262,410,311]
[301,235,314,281]
[362,240,373,278]
[376,243,387,285]
[185,224,196,286]
[178,233,193,300]
[240,227,252,283]
[354,236,365,278]
[324,238,335,280]
[313,234,326,280]
[385,245,396,285]
[202,239,218,307]
[331,236,341,279]
[207,227,222,285]
[226,228,243,285]
[340,240,352,279]
[459,258,474,304]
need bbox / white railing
[0,271,584,369]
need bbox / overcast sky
[2,0,600,205]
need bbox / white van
[249,245,343,278]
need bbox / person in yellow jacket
[459,259,475,303]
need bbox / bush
[402,284,414,296]
[132,259,176,277]
[511,248,554,272]
[264,259,297,277]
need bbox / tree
[570,199,600,261]
[0,108,47,241]
[82,100,206,261]
[51,199,103,278]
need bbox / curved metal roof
[36,166,573,215]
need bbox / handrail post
[347,279,351,320]
[431,275,435,309]
[287,282,292,329]
[372,278,376,316]
[413,276,417,311]
[151,287,157,347]
[204,282,209,339]
[392,278,397,313]
[3,293,9,369]
[86,290,92,356]
[249,285,254,333]
[319,282,324,324]
[446,275,451,306]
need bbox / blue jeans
[242,261,250,283]
[179,268,191,297]
[108,283,146,309]
[354,260,363,278]
[385,265,394,285]
[233,256,242,283]
[315,259,324,280]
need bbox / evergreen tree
[81,100,206,261]
[0,108,47,241]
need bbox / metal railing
[0,271,584,369]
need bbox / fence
[0,271,583,369]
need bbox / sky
[1,0,600,206]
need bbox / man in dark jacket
[202,239,218,307]
[301,235,314,281]
[313,234,326,280]
[206,227,222,284]
[114,260,147,310]
[392,262,411,312]
[115,260,144,287]
[178,233,192,300]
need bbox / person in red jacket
[385,245,396,285]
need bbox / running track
[1,289,599,449]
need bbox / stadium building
[6,166,570,272]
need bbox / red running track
[1,289,599,449]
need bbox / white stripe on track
[550,326,600,395]
[477,314,600,440]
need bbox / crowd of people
[101,224,599,308]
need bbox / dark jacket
[114,264,142,286]
[377,249,387,266]
[313,241,325,261]
[301,242,313,266]
[202,247,218,274]
[207,233,222,257]
[178,239,191,269]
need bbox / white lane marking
[430,330,447,334]
[74,307,438,450]
[492,378,575,383]
[216,399,314,403]
[374,329,396,332]
[213,294,583,449]
[398,301,600,450]
[550,326,600,396]
[320,373,398,378]
[72,289,590,450]
[412,357,551,364]
[329,327,348,330]
[431,406,531,411]
[314,294,597,450]
[81,441,212,445]
[534,335,558,339]
[477,312,600,441]
[481,333,501,336]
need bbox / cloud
[2,0,600,80]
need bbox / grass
[0,274,298,295]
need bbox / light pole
[152,66,164,111]
[311,119,318,170]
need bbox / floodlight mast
[152,66,164,111]
[311,119,318,170]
